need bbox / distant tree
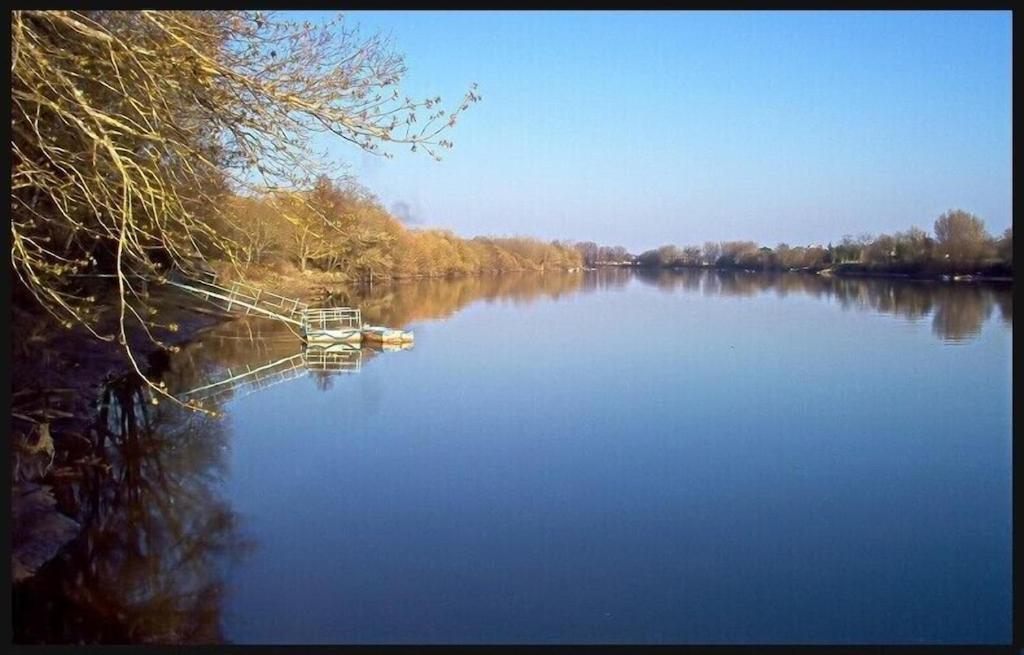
[892,226,933,265]
[659,245,683,267]
[863,234,897,267]
[802,245,827,269]
[607,246,625,263]
[718,241,759,267]
[702,241,721,265]
[834,234,863,263]
[574,241,600,267]
[752,246,775,269]
[637,248,662,268]
[774,243,792,269]
[997,227,1013,266]
[682,245,702,266]
[934,209,990,267]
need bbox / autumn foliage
[220,177,582,283]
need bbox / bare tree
[573,241,599,267]
[998,227,1012,265]
[681,245,702,266]
[934,209,990,267]
[11,10,479,408]
[702,241,721,266]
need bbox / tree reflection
[580,266,632,292]
[631,269,1010,343]
[325,268,1011,345]
[350,272,586,327]
[13,370,251,644]
[995,291,1012,326]
[930,286,993,343]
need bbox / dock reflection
[170,319,413,408]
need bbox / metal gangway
[179,346,363,407]
[163,270,310,327]
[76,269,361,335]
[162,270,363,341]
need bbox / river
[13,269,1012,644]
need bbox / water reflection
[346,271,593,327]
[633,269,1011,343]
[12,268,1011,643]
[341,268,1009,345]
[167,321,402,405]
[13,369,250,643]
[176,345,365,406]
[929,286,994,343]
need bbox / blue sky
[307,11,1011,252]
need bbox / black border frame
[3,4,1018,653]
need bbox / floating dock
[302,307,362,343]
[302,307,413,345]
[159,272,412,347]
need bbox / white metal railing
[164,270,309,326]
[301,307,362,333]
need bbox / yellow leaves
[13,8,477,352]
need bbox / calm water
[14,270,1012,644]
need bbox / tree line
[628,210,1012,278]
[219,176,582,283]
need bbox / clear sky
[309,10,1011,253]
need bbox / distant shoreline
[600,262,1013,284]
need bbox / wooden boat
[360,325,414,344]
